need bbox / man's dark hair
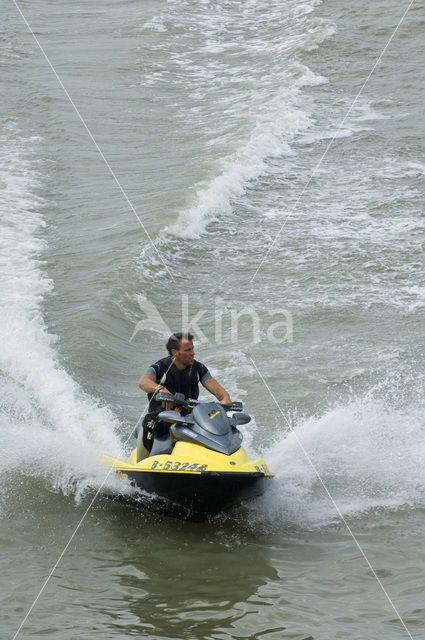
[166,332,194,356]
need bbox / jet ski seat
[149,432,174,457]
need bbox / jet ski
[101,392,273,521]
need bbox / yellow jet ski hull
[101,441,273,521]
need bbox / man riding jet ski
[101,333,273,520]
[101,392,273,521]
[135,332,231,461]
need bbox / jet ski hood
[159,402,246,455]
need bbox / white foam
[142,15,168,33]
[0,126,122,503]
[255,393,425,528]
[164,72,323,240]
[136,0,331,242]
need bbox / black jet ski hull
[101,440,273,521]
[121,469,271,521]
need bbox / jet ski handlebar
[155,392,243,412]
[155,392,191,408]
[220,401,243,412]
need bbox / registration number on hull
[149,460,208,472]
[255,463,269,474]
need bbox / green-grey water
[1,0,425,638]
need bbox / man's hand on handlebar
[155,387,174,410]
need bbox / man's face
[173,339,195,367]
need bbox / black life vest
[147,356,202,412]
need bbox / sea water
[1,0,425,638]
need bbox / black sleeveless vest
[148,356,202,412]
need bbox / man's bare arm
[138,372,170,395]
[202,377,231,404]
